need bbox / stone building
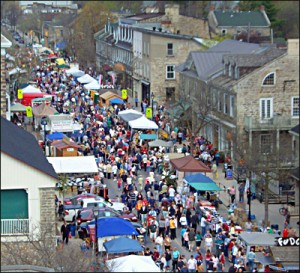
[1,34,12,120]
[207,5,271,40]
[1,117,58,242]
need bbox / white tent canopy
[118,109,142,116]
[65,67,85,77]
[47,156,98,174]
[106,255,160,272]
[128,115,158,130]
[77,74,95,84]
[84,80,100,90]
[9,67,27,76]
[22,85,42,94]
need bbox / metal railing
[1,219,29,235]
[244,116,296,131]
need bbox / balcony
[244,115,297,132]
[1,219,29,235]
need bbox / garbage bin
[70,225,76,237]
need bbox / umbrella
[48,53,57,59]
[57,64,70,69]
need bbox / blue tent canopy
[56,41,66,49]
[88,217,138,238]
[110,98,124,104]
[103,237,143,254]
[46,132,66,141]
[183,173,222,191]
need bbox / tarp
[87,217,138,238]
[47,156,98,173]
[238,232,277,246]
[170,155,211,172]
[77,74,95,84]
[148,139,173,147]
[184,173,216,184]
[46,132,66,141]
[118,109,143,123]
[8,67,27,76]
[84,80,100,90]
[270,246,299,263]
[103,237,143,254]
[110,97,124,104]
[128,115,158,130]
[32,103,58,117]
[188,182,222,191]
[65,67,85,77]
[22,85,42,94]
[106,255,160,272]
[255,252,275,266]
[10,103,27,112]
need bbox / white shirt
[155,236,164,246]
[169,187,175,197]
[205,237,213,247]
[187,258,197,270]
[179,216,187,226]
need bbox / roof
[238,232,277,246]
[32,103,58,117]
[124,12,164,21]
[270,246,299,263]
[1,34,12,48]
[0,117,58,180]
[46,156,98,174]
[213,10,270,27]
[100,91,123,101]
[170,155,211,172]
[208,39,261,53]
[128,115,159,130]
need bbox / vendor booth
[183,173,222,192]
[22,85,42,94]
[148,139,173,148]
[118,109,143,123]
[32,103,58,130]
[100,91,124,107]
[87,217,138,252]
[47,156,98,174]
[84,80,100,90]
[77,74,95,84]
[50,136,81,157]
[106,255,160,272]
[10,103,27,112]
[65,67,84,77]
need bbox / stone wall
[39,188,56,236]
[1,55,7,118]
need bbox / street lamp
[151,92,154,119]
[92,205,99,258]
[41,117,47,153]
[247,177,252,220]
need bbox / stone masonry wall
[39,188,56,237]
[1,55,7,118]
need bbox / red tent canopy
[48,53,57,59]
[170,155,211,173]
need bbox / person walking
[60,220,70,245]
[238,183,245,202]
[187,255,197,272]
[172,247,181,272]
[155,233,164,257]
[170,216,177,240]
[188,228,196,252]
[246,247,256,272]
[229,185,236,204]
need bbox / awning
[47,156,98,173]
[10,103,27,112]
[188,182,222,191]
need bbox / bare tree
[1,221,108,272]
[2,1,22,31]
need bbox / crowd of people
[16,53,298,273]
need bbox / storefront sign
[145,107,152,119]
[26,106,32,117]
[277,237,299,246]
[122,89,127,99]
[17,89,23,99]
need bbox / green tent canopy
[188,182,222,191]
[57,64,70,69]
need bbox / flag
[98,74,103,85]
[245,177,250,191]
[111,74,115,86]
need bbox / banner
[98,74,103,86]
[111,74,115,86]
[122,89,127,99]
[26,106,33,117]
[145,107,152,119]
[17,89,23,99]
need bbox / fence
[1,219,29,235]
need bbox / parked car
[76,207,138,225]
[64,193,97,205]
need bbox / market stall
[65,67,85,77]
[32,103,58,130]
[118,109,143,123]
[84,80,100,90]
[106,255,160,272]
[77,74,96,84]
[100,91,124,107]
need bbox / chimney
[210,5,214,11]
[260,5,265,11]
[153,27,156,31]
[158,28,162,32]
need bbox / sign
[277,237,299,247]
[51,120,72,132]
[67,148,74,152]
[89,224,96,243]
[121,89,127,99]
[26,106,32,117]
[17,89,23,99]
[145,107,152,119]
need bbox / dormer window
[262,72,275,86]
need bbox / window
[224,93,228,114]
[260,134,272,154]
[218,92,222,112]
[291,96,299,117]
[260,98,273,121]
[166,65,175,79]
[230,95,234,117]
[262,72,275,86]
[167,43,173,55]
[228,64,232,77]
[166,87,175,101]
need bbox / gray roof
[238,232,277,246]
[207,39,261,53]
[0,117,58,180]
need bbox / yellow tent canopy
[55,58,65,65]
